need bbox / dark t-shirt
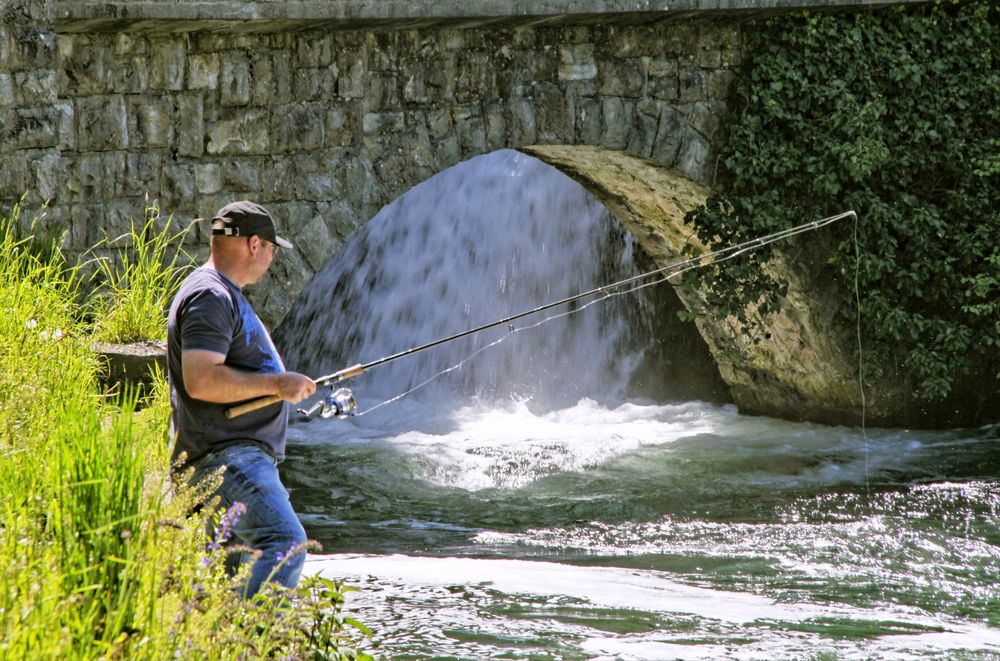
[167,267,289,466]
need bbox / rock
[92,340,167,398]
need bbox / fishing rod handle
[225,394,282,419]
[317,363,365,386]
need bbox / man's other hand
[274,372,316,404]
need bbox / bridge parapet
[3,0,930,328]
[49,0,931,32]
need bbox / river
[274,150,1000,660]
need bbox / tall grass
[0,203,372,660]
[88,198,189,343]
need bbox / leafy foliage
[1,203,372,659]
[87,198,190,343]
[687,0,999,400]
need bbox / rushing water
[276,151,1000,659]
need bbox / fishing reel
[297,386,357,420]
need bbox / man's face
[248,236,275,284]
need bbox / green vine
[687,0,999,402]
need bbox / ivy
[687,0,999,401]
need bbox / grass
[0,202,372,660]
[87,197,188,344]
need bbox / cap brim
[275,235,293,250]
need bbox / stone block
[77,95,128,150]
[123,153,162,198]
[337,54,365,99]
[362,112,405,134]
[687,101,720,141]
[149,39,186,91]
[160,163,196,207]
[2,107,60,150]
[15,70,57,105]
[296,211,338,273]
[575,95,602,145]
[0,153,28,199]
[296,33,335,68]
[221,158,261,191]
[251,51,293,105]
[599,59,644,98]
[220,52,251,106]
[0,74,13,107]
[648,57,679,79]
[325,106,358,148]
[250,52,275,105]
[600,97,628,149]
[188,53,219,90]
[58,35,113,95]
[0,27,9,70]
[627,97,661,158]
[648,74,679,101]
[677,129,710,183]
[294,165,340,202]
[403,68,428,104]
[55,102,75,151]
[195,163,222,195]
[177,92,204,157]
[368,74,399,111]
[424,54,456,102]
[128,96,173,148]
[113,55,149,94]
[484,102,507,151]
[274,105,325,153]
[293,67,322,101]
[558,44,597,82]
[456,51,491,104]
[207,110,270,155]
[507,98,536,146]
[425,107,452,140]
[535,82,572,143]
[93,340,166,400]
[707,69,735,101]
[696,30,724,68]
[679,68,707,103]
[652,105,685,166]
[452,105,486,156]
[259,158,295,199]
[9,25,56,70]
[30,151,65,202]
[63,153,103,203]
[113,33,147,56]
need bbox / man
[167,200,316,597]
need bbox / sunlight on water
[277,150,1000,659]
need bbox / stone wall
[2,5,745,325]
[1,1,930,327]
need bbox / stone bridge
[2,0,935,424]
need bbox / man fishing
[167,200,316,597]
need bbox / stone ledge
[50,0,933,32]
[92,340,167,395]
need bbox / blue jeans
[191,441,307,597]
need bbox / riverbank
[0,204,371,660]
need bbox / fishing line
[854,211,871,497]
[356,210,856,416]
[226,211,856,421]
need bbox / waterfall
[274,149,657,413]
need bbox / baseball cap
[210,200,293,249]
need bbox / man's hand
[273,372,316,404]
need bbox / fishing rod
[225,209,856,420]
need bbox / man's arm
[182,349,316,404]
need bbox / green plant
[0,203,371,659]
[88,198,190,344]
[687,0,999,401]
